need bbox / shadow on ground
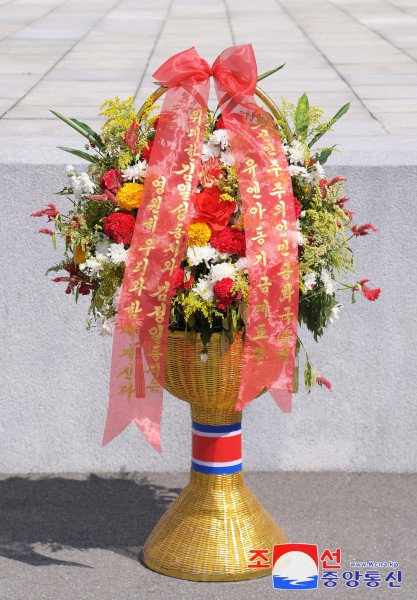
[0,474,181,567]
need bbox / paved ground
[0,0,416,164]
[0,472,416,599]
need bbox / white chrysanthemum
[81,257,103,277]
[69,171,95,200]
[288,164,308,178]
[194,277,214,302]
[210,129,229,150]
[112,286,121,309]
[297,231,305,246]
[108,243,128,265]
[99,315,116,336]
[122,160,147,182]
[308,161,325,182]
[220,147,235,166]
[235,257,248,273]
[329,303,343,325]
[304,272,316,291]
[209,262,237,283]
[201,142,221,162]
[66,165,76,176]
[286,140,306,165]
[320,269,334,295]
[187,245,217,267]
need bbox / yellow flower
[117,183,143,210]
[220,193,235,203]
[187,222,211,246]
[74,244,86,264]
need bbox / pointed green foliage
[257,63,285,82]
[57,146,99,164]
[50,110,104,149]
[294,93,310,141]
[314,146,337,165]
[308,102,350,148]
[70,118,104,149]
[304,360,316,393]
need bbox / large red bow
[103,45,299,452]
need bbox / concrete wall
[1,160,416,473]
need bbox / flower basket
[32,44,379,582]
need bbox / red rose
[213,277,241,311]
[210,226,246,257]
[100,169,123,194]
[103,212,136,245]
[215,116,225,130]
[141,141,154,162]
[193,186,236,232]
[172,267,194,294]
[293,197,302,219]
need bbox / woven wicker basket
[142,331,291,581]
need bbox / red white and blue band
[191,421,242,475]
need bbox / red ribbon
[103,45,299,452]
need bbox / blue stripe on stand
[191,421,241,434]
[191,461,242,475]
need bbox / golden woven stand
[142,332,289,581]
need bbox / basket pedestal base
[143,406,287,581]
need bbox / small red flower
[293,196,302,219]
[38,228,54,235]
[215,116,225,130]
[31,203,59,222]
[100,169,123,194]
[103,212,136,245]
[141,141,154,162]
[123,122,140,155]
[213,277,241,310]
[335,196,349,207]
[316,377,332,391]
[319,177,346,198]
[153,116,160,130]
[355,279,381,301]
[352,223,377,237]
[210,226,246,257]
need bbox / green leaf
[70,118,104,149]
[304,360,316,393]
[308,102,350,148]
[200,325,212,350]
[75,286,79,303]
[57,146,99,164]
[54,187,73,196]
[50,110,103,149]
[294,93,310,141]
[314,146,336,165]
[257,63,285,82]
[51,232,57,251]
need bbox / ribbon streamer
[103,45,299,451]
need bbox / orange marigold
[116,182,143,210]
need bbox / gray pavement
[0,472,416,599]
[0,0,417,164]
